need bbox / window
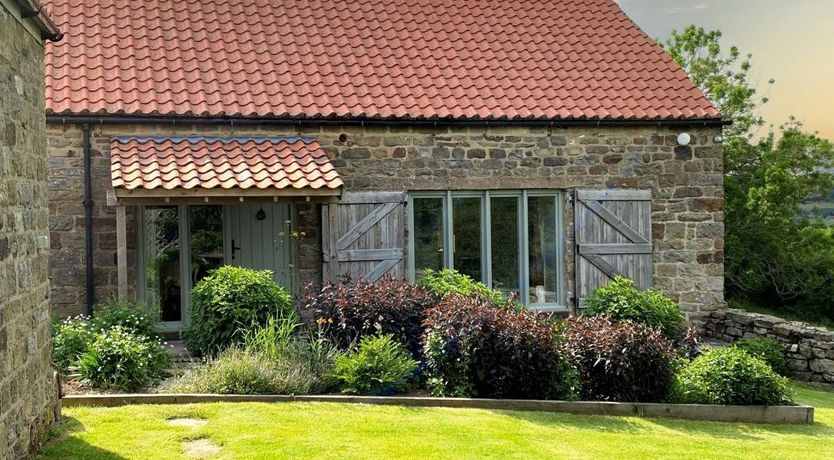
[139,204,225,330]
[408,191,566,310]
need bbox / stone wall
[704,309,834,385]
[46,123,725,323]
[1,4,60,458]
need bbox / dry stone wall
[704,309,834,385]
[1,4,60,458]
[46,123,725,323]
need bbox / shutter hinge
[568,192,575,206]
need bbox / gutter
[46,115,729,128]
[82,123,94,315]
[13,0,62,41]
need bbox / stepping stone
[183,438,221,458]
[168,418,208,429]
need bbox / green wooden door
[224,204,294,290]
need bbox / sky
[616,0,834,141]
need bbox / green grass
[40,385,834,460]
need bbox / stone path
[166,417,220,457]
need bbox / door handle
[231,239,241,260]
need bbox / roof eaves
[13,0,62,41]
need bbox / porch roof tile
[110,136,343,192]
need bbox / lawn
[40,385,834,460]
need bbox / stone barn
[1,0,62,458]
[43,0,726,334]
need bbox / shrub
[423,295,578,400]
[92,297,157,337]
[52,315,96,372]
[565,315,677,402]
[78,326,171,391]
[186,266,294,356]
[418,269,508,306]
[731,337,791,376]
[671,347,792,405]
[168,347,322,395]
[584,276,686,341]
[331,334,418,395]
[305,278,437,357]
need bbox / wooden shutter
[322,191,406,282]
[574,189,652,308]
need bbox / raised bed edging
[60,394,814,425]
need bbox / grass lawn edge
[59,393,814,424]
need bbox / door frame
[137,203,298,333]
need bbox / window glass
[142,206,181,322]
[452,197,482,281]
[528,196,558,304]
[490,196,520,297]
[189,205,224,286]
[412,198,445,277]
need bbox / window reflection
[528,196,558,304]
[490,196,520,297]
[413,198,444,277]
[143,206,181,322]
[453,197,482,281]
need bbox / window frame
[407,190,567,311]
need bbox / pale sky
[617,0,834,140]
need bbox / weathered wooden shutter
[322,191,406,282]
[574,189,652,308]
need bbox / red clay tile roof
[110,137,343,192]
[44,0,719,121]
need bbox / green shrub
[331,335,418,396]
[671,347,792,405]
[168,347,323,395]
[52,315,96,372]
[584,276,686,341]
[731,337,791,376]
[186,266,294,356]
[423,295,578,400]
[418,269,508,306]
[78,326,171,391]
[304,279,438,357]
[92,297,157,337]
[565,315,677,402]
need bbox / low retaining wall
[704,309,834,385]
[61,394,814,425]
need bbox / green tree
[664,26,834,319]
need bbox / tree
[664,26,834,319]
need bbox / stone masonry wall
[704,309,834,385]
[1,5,60,458]
[46,123,725,324]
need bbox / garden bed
[60,393,814,424]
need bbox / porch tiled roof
[110,136,343,192]
[44,0,719,121]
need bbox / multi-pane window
[408,191,566,310]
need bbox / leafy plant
[173,316,342,395]
[92,297,157,337]
[565,315,677,402]
[52,315,97,373]
[732,337,790,377]
[584,276,686,342]
[671,347,792,405]
[422,295,578,400]
[169,347,322,395]
[304,278,437,357]
[186,266,295,356]
[331,334,418,396]
[418,269,509,306]
[77,326,171,391]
